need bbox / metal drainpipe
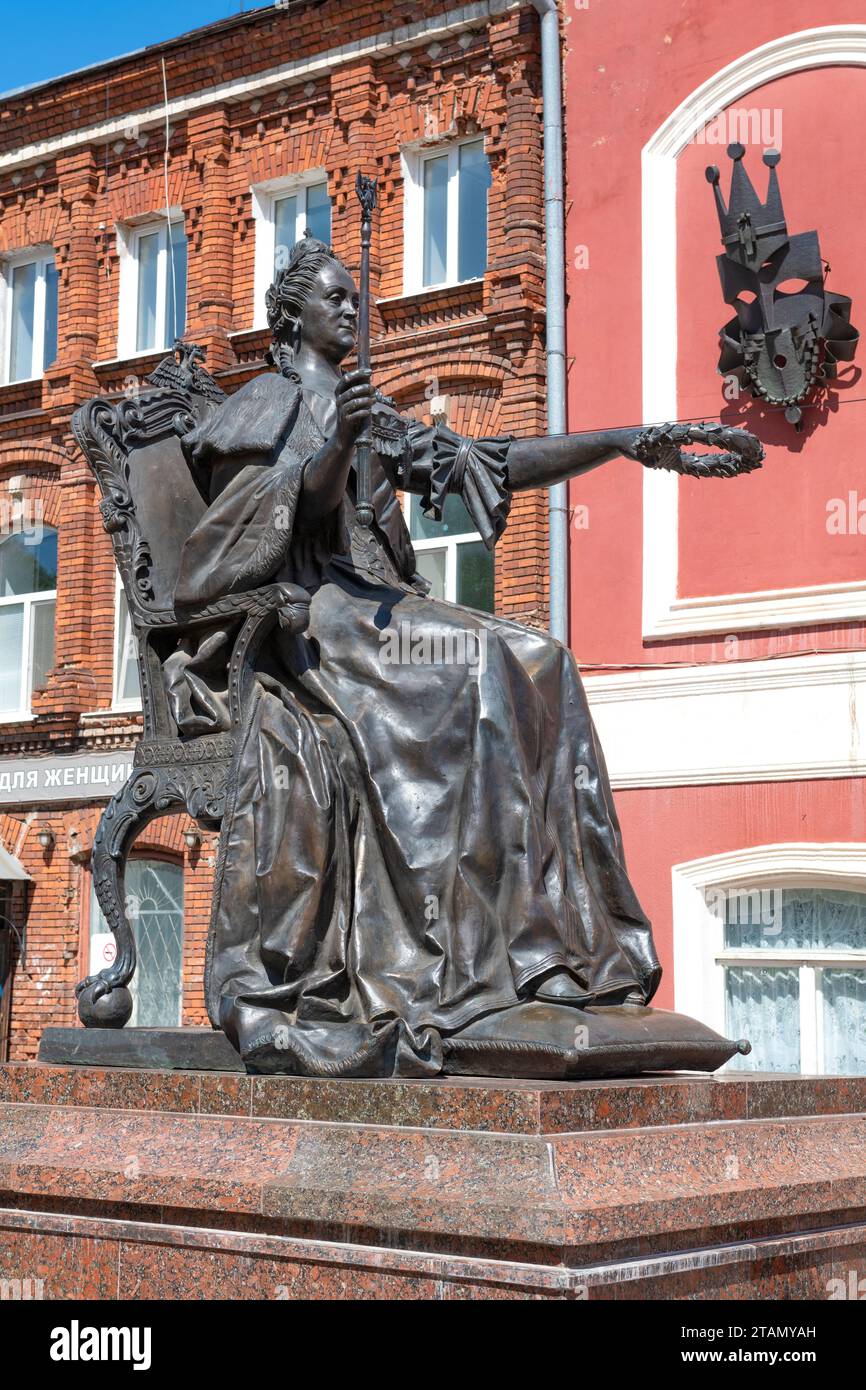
[531,0,568,644]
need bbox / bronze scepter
[354,172,378,530]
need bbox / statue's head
[266,236,358,371]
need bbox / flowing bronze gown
[169,369,737,1078]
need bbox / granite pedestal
[2,1062,866,1299]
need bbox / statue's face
[297,262,359,364]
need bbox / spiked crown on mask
[706,144,858,426]
[265,235,348,375]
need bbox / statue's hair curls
[265,235,347,376]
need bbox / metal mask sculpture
[706,143,858,427]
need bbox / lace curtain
[722,887,866,1074]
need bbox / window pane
[724,886,866,953]
[409,493,475,541]
[0,528,57,597]
[725,965,800,1072]
[305,182,331,244]
[166,223,187,347]
[822,970,866,1073]
[807,888,866,952]
[822,973,866,1078]
[423,155,449,287]
[458,140,490,281]
[415,547,447,600]
[9,260,36,381]
[135,232,160,352]
[457,540,494,612]
[31,599,55,692]
[274,195,298,273]
[0,605,23,712]
[42,262,59,370]
[116,589,141,703]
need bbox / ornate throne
[71,344,310,1029]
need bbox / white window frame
[0,528,57,720]
[112,573,141,711]
[402,492,489,605]
[251,171,331,330]
[401,136,488,296]
[673,843,866,1072]
[116,210,186,360]
[0,246,57,385]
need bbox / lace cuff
[418,424,512,549]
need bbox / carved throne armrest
[76,579,311,1029]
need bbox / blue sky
[0,1,272,95]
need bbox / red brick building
[0,0,551,1058]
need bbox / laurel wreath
[634,423,764,478]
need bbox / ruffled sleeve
[397,419,513,550]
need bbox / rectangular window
[406,139,491,293]
[252,176,332,325]
[0,526,57,717]
[407,493,494,612]
[271,180,331,269]
[2,252,58,383]
[122,218,187,357]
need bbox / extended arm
[506,427,641,492]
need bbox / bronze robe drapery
[172,370,661,1076]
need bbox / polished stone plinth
[39,1026,245,1072]
[2,1063,866,1299]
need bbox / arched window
[0,525,57,716]
[720,887,866,1075]
[674,848,866,1075]
[89,858,184,1028]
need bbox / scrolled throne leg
[76,770,162,1028]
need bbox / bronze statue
[72,219,760,1078]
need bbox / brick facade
[0,0,549,1058]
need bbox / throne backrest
[72,381,216,615]
[71,347,230,744]
[117,426,208,612]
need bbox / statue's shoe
[442,1000,750,1080]
[529,967,586,1004]
[528,968,646,1006]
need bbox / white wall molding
[0,1,523,175]
[641,26,866,640]
[584,650,866,788]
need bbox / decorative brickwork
[0,0,548,1057]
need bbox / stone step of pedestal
[2,1098,866,1248]
[4,1061,866,1134]
[2,1076,865,1298]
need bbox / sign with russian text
[0,751,134,804]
